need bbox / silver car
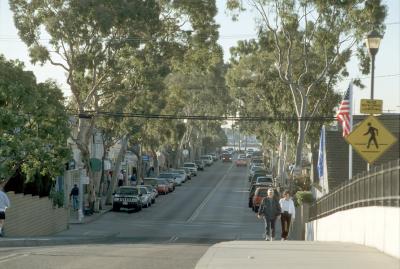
[138,186,153,208]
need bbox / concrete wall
[4,192,69,237]
[306,206,400,259]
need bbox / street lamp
[365,30,382,100]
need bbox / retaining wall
[306,206,400,259]
[3,192,69,237]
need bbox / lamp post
[365,30,382,100]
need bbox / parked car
[249,172,269,187]
[248,183,270,208]
[200,155,213,166]
[255,175,274,186]
[169,172,185,185]
[252,187,269,212]
[183,162,198,176]
[194,160,205,171]
[171,169,190,181]
[209,153,218,161]
[249,158,264,168]
[138,186,153,208]
[179,167,192,180]
[235,154,247,166]
[112,186,142,212]
[158,173,176,191]
[143,177,158,187]
[155,179,169,194]
[248,166,267,181]
[143,185,157,202]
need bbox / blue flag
[317,126,325,186]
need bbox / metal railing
[309,159,400,221]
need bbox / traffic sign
[142,155,150,161]
[360,99,383,114]
[345,115,397,164]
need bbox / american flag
[336,84,352,137]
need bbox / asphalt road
[0,160,267,268]
[58,160,266,242]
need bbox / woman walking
[279,190,296,240]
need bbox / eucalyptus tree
[0,55,70,183]
[10,0,163,205]
[227,0,386,170]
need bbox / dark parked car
[112,186,142,212]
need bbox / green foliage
[0,55,71,181]
[294,191,314,207]
[49,188,65,208]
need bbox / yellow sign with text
[345,115,397,164]
[360,99,383,114]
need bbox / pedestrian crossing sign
[345,115,397,164]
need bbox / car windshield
[159,174,174,178]
[116,188,138,195]
[257,189,268,196]
[257,177,272,184]
[184,163,195,167]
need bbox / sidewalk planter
[4,192,69,237]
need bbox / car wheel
[113,205,120,212]
[152,199,155,204]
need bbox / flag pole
[348,81,353,180]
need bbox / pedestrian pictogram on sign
[345,115,397,164]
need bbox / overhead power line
[73,110,337,122]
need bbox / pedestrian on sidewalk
[279,190,296,240]
[0,180,11,237]
[117,170,124,187]
[257,188,281,241]
[69,184,79,211]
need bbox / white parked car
[142,185,157,202]
[169,172,185,185]
[183,162,198,176]
[138,186,153,208]
[200,155,213,166]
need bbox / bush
[49,188,65,208]
[294,191,314,207]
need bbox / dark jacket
[258,196,281,218]
[70,186,79,197]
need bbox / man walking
[0,180,11,237]
[69,184,79,211]
[279,190,296,240]
[257,188,281,241]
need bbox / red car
[252,187,269,212]
[155,179,169,195]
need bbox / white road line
[0,253,29,263]
[186,163,234,223]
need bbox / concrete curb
[69,207,112,225]
[0,235,116,248]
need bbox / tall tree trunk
[105,134,128,205]
[151,148,159,176]
[294,97,308,172]
[76,116,95,209]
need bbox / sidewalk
[68,204,112,224]
[194,241,399,269]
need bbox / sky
[0,0,399,114]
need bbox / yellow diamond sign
[345,115,397,164]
